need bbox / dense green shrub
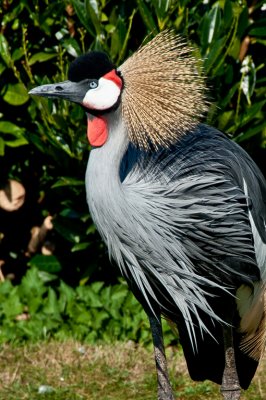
[0,266,175,345]
[0,0,265,342]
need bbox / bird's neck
[85,107,129,237]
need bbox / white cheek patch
[83,77,121,110]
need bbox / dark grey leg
[220,325,241,400]
[148,313,175,400]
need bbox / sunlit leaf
[3,83,29,105]
[240,55,256,104]
[0,121,24,135]
[201,4,221,51]
[207,4,221,44]
[4,137,28,147]
[71,242,90,252]
[62,38,82,57]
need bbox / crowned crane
[29,31,266,400]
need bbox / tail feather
[238,284,266,361]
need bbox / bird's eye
[88,80,98,89]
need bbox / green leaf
[91,281,105,293]
[28,254,62,274]
[237,5,248,37]
[235,122,266,143]
[28,52,57,66]
[248,27,266,37]
[0,121,24,135]
[37,270,58,283]
[2,288,23,318]
[240,56,256,104]
[3,83,29,106]
[219,82,239,108]
[239,101,266,127]
[203,36,227,73]
[0,34,11,66]
[58,281,75,307]
[0,280,13,297]
[19,267,47,305]
[0,137,5,156]
[201,4,221,51]
[12,47,24,61]
[71,242,90,252]
[151,0,170,20]
[53,217,84,243]
[0,61,6,74]
[43,287,61,316]
[228,37,240,60]
[4,136,28,147]
[62,38,82,57]
[223,0,233,29]
[0,121,28,147]
[218,110,235,132]
[71,0,94,36]
[207,4,221,44]
[117,9,136,64]
[136,0,158,33]
[52,176,84,188]
[85,0,102,35]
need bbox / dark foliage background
[0,0,265,343]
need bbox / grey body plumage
[29,31,266,399]
[88,112,266,394]
[87,106,265,348]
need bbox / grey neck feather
[85,107,129,241]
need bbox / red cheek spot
[87,116,108,147]
[103,69,123,89]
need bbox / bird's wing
[123,123,266,271]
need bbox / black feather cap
[68,51,115,82]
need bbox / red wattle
[87,116,108,147]
[103,69,123,89]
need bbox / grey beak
[29,80,88,104]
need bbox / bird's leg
[220,324,241,400]
[148,313,175,400]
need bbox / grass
[0,341,265,399]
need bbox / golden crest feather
[119,30,209,149]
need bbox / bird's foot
[220,387,241,400]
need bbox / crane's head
[29,51,123,146]
[29,31,209,150]
[29,51,122,112]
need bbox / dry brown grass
[0,341,265,399]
